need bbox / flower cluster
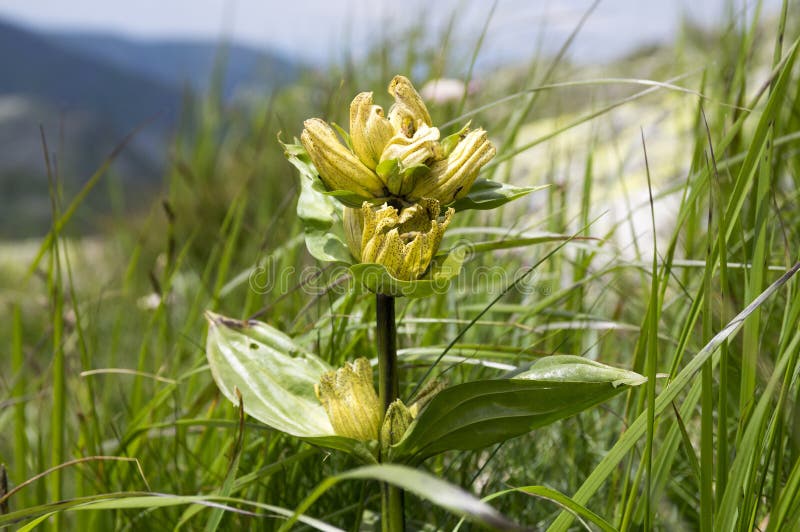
[301,75,495,205]
[301,75,495,282]
[343,198,453,281]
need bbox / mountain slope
[0,19,181,136]
[0,18,302,237]
[50,32,299,99]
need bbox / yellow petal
[343,207,364,261]
[350,92,394,169]
[379,124,441,187]
[387,75,432,136]
[409,129,496,204]
[401,234,425,279]
[360,201,379,258]
[374,228,406,277]
[301,118,386,198]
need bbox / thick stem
[376,294,399,412]
[375,293,404,531]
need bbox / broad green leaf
[450,179,548,211]
[391,356,644,462]
[376,158,429,196]
[205,312,373,460]
[349,247,467,298]
[304,229,353,264]
[279,464,521,531]
[319,187,376,209]
[515,355,647,387]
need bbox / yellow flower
[349,91,394,169]
[387,73,432,134]
[409,128,495,204]
[314,358,382,441]
[300,118,386,198]
[300,75,495,204]
[344,199,454,281]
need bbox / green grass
[2,2,800,530]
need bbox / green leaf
[439,232,598,256]
[279,464,522,531]
[304,229,353,264]
[206,311,331,435]
[318,187,376,209]
[401,162,430,181]
[375,158,400,180]
[451,179,548,211]
[455,485,616,532]
[331,122,353,151]
[391,356,645,462]
[293,165,336,231]
[440,122,471,158]
[515,355,647,387]
[349,247,467,298]
[5,492,341,531]
[205,312,373,459]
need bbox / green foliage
[3,2,800,530]
[449,179,545,211]
[205,311,376,461]
[348,256,465,298]
[281,464,522,531]
[391,356,644,463]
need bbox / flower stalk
[375,293,404,531]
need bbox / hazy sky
[0,0,780,66]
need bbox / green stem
[376,294,399,412]
[375,294,404,531]
[381,483,404,532]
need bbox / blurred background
[0,0,782,238]
[2,1,798,529]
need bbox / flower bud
[355,199,453,281]
[380,399,414,447]
[314,358,382,441]
[350,92,394,170]
[387,75,432,137]
[301,118,387,198]
[296,75,496,209]
[408,378,446,417]
[409,128,496,204]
